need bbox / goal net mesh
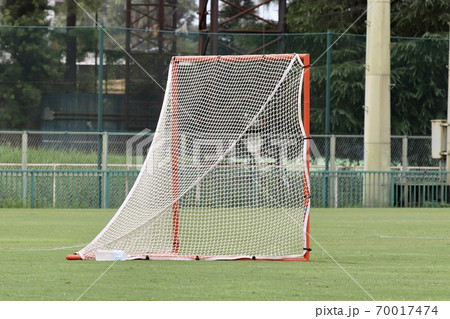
[78,54,310,261]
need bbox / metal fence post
[323,31,332,208]
[402,136,408,171]
[21,131,28,207]
[330,135,337,207]
[402,136,409,206]
[97,24,105,208]
[30,171,35,208]
[102,131,109,208]
[52,164,56,208]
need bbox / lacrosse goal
[67,53,311,261]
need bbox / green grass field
[0,208,449,301]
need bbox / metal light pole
[446,27,450,173]
[324,30,332,207]
[97,24,104,208]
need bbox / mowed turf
[0,208,449,301]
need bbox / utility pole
[364,0,391,206]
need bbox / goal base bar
[66,253,310,261]
[137,254,310,261]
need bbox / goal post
[67,53,311,261]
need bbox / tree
[391,0,450,37]
[287,0,449,36]
[286,0,367,34]
[0,0,64,129]
[390,35,448,135]
[286,0,449,134]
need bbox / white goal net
[75,54,311,261]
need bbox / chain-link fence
[0,131,441,171]
[1,130,449,208]
[0,130,154,170]
[310,135,441,170]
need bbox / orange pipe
[302,54,311,261]
[66,254,82,260]
[171,59,180,254]
[174,54,299,63]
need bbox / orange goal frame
[67,53,310,262]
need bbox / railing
[311,170,450,208]
[0,169,139,209]
[1,131,447,208]
[0,131,440,171]
[1,169,448,209]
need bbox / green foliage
[0,200,25,208]
[0,0,50,26]
[287,0,450,37]
[0,0,64,129]
[70,27,99,59]
[391,35,448,135]
[391,0,450,37]
[311,34,366,134]
[284,32,366,134]
[286,0,367,34]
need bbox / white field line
[76,259,121,301]
[307,232,376,301]
[377,235,442,239]
[312,266,449,270]
[0,244,85,251]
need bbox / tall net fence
[0,26,448,134]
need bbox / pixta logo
[126,129,154,168]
